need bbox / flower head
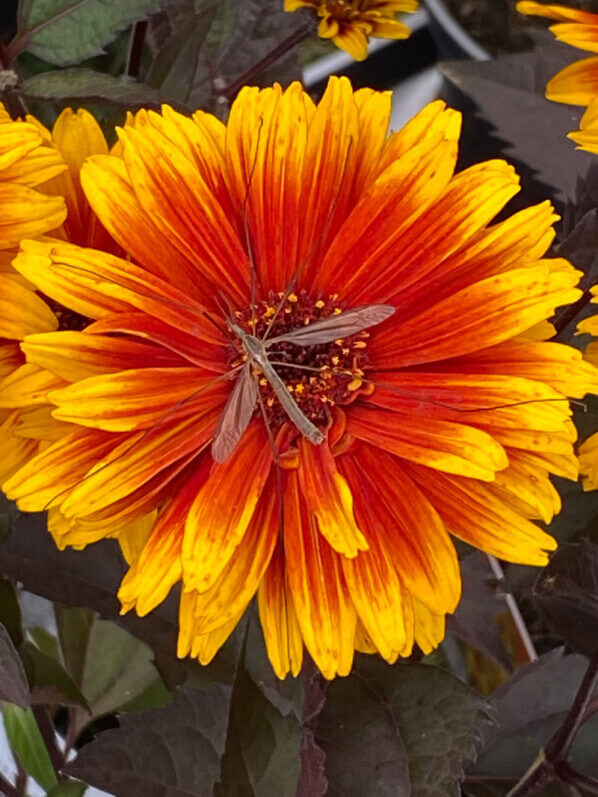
[285,0,418,60]
[517,1,598,106]
[0,104,66,482]
[4,78,597,679]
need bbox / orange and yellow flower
[0,107,152,561]
[3,78,597,679]
[0,103,66,482]
[285,0,418,60]
[517,2,598,106]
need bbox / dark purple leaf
[317,659,489,797]
[470,650,598,780]
[64,683,232,796]
[0,622,29,709]
[440,33,594,210]
[296,730,327,797]
[533,540,598,657]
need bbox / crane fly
[211,304,396,463]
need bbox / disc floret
[230,291,372,430]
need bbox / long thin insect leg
[361,376,583,414]
[201,309,231,339]
[268,364,585,414]
[256,389,280,467]
[241,117,265,328]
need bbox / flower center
[229,291,372,433]
[326,0,366,21]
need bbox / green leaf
[116,677,173,714]
[20,641,89,709]
[317,659,490,797]
[28,626,61,661]
[217,664,302,796]
[18,0,171,67]
[56,606,167,721]
[2,704,57,790]
[47,781,87,797]
[23,68,172,108]
[0,623,30,709]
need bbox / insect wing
[267,304,396,347]
[211,365,258,463]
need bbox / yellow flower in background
[569,97,598,152]
[517,2,598,106]
[285,0,418,61]
[3,78,598,679]
[0,103,66,483]
[0,106,150,562]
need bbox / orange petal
[371,264,581,367]
[48,368,227,431]
[81,154,212,298]
[0,275,57,339]
[546,56,598,105]
[408,462,557,565]
[296,77,362,288]
[182,421,273,592]
[118,462,211,615]
[444,338,598,399]
[3,427,121,511]
[412,598,446,655]
[116,114,249,305]
[315,134,458,298]
[22,330,186,382]
[348,404,508,480]
[297,438,368,557]
[340,447,461,614]
[517,1,598,24]
[190,476,279,634]
[59,410,219,518]
[284,471,356,679]
[0,411,39,484]
[226,83,313,292]
[85,313,226,373]
[0,184,66,249]
[258,537,304,678]
[15,240,223,343]
[1,363,64,408]
[332,26,369,61]
[340,489,409,662]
